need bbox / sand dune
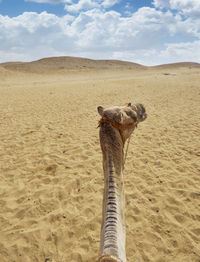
[0,57,200,262]
[0,56,145,74]
[1,57,200,75]
[151,61,200,69]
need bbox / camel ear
[97,106,104,116]
[128,102,131,107]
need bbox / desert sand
[0,57,200,262]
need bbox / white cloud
[64,0,120,13]
[0,12,76,62]
[160,40,200,62]
[153,0,170,9]
[153,0,200,17]
[0,5,200,65]
[111,40,200,66]
[102,0,120,8]
[26,0,120,10]
[65,0,100,13]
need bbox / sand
[0,58,200,262]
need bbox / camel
[97,103,147,262]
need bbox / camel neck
[99,123,126,262]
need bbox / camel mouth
[131,103,147,123]
[138,112,147,122]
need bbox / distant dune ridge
[0,56,145,74]
[0,56,200,74]
[0,56,200,262]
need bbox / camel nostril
[143,113,147,119]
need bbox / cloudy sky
[0,0,200,65]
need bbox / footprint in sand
[45,164,58,176]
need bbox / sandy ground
[0,59,200,262]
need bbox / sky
[0,0,200,65]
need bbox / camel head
[129,103,147,123]
[97,103,147,145]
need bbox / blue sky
[0,1,154,17]
[0,0,66,17]
[0,0,200,65]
